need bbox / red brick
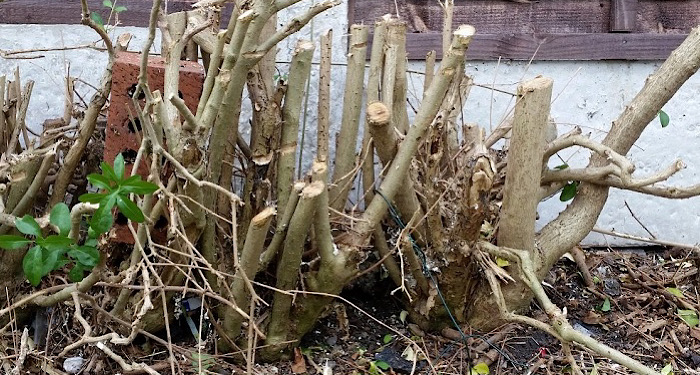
[105,51,204,243]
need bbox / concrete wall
[2,1,700,246]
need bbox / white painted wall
[2,1,700,246]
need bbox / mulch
[293,247,700,375]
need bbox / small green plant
[368,360,389,375]
[79,154,158,234]
[91,0,127,31]
[470,362,490,374]
[0,203,97,286]
[0,154,157,287]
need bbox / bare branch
[256,1,341,54]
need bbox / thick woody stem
[423,51,436,98]
[316,30,333,162]
[220,207,275,348]
[366,101,425,239]
[441,0,454,57]
[379,17,406,134]
[360,20,387,205]
[311,162,335,265]
[264,182,322,356]
[329,25,369,211]
[498,77,553,253]
[277,40,315,217]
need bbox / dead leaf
[690,327,700,341]
[641,319,667,333]
[291,347,307,374]
[582,310,605,325]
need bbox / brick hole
[126,83,146,100]
[122,149,138,164]
[154,215,168,230]
[178,90,184,99]
[115,213,128,225]
[127,118,142,133]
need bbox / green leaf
[37,235,73,251]
[102,192,118,210]
[666,287,683,298]
[79,192,106,204]
[90,12,104,29]
[87,173,113,191]
[660,363,674,375]
[554,163,569,170]
[471,362,490,374]
[589,362,599,375]
[592,275,601,284]
[23,245,44,286]
[84,237,98,248]
[41,247,67,275]
[120,177,158,195]
[113,153,125,181]
[659,110,670,128]
[368,362,379,375]
[116,195,145,222]
[102,0,113,8]
[382,334,393,344]
[0,235,32,249]
[90,194,117,234]
[678,309,699,327]
[113,5,127,13]
[55,256,71,270]
[90,206,113,234]
[560,181,578,202]
[50,203,71,236]
[496,257,510,267]
[374,361,390,370]
[68,263,85,282]
[601,297,611,312]
[68,246,100,268]
[87,227,98,240]
[100,161,119,183]
[16,215,41,238]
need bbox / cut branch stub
[366,101,425,241]
[220,206,276,350]
[498,76,553,253]
[366,101,396,164]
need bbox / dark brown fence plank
[611,0,638,32]
[352,0,700,60]
[0,0,196,26]
[397,33,688,61]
